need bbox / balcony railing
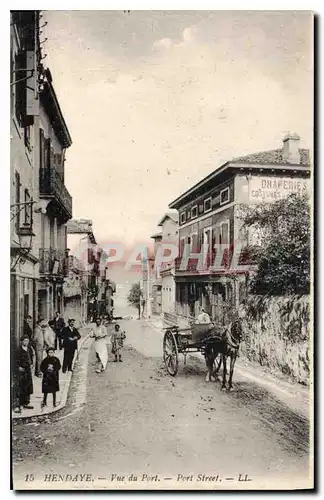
[39,248,68,276]
[175,245,259,274]
[39,168,72,219]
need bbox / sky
[43,10,313,246]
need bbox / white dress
[91,325,108,370]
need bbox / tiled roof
[231,148,310,166]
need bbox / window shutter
[26,51,39,116]
[15,51,27,126]
[46,138,51,169]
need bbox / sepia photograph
[10,8,313,491]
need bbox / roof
[169,147,311,209]
[40,68,72,148]
[157,211,179,227]
[232,147,310,166]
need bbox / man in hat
[61,319,81,373]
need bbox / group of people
[90,318,126,374]
[13,313,81,414]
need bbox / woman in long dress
[90,318,108,373]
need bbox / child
[40,348,61,408]
[111,324,126,362]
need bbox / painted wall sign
[250,176,309,202]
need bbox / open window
[180,212,186,224]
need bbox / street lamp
[10,200,36,270]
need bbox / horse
[204,318,243,391]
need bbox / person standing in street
[33,319,46,377]
[111,324,126,362]
[23,315,33,340]
[40,347,61,408]
[23,314,35,366]
[90,318,108,373]
[53,311,65,350]
[61,319,81,373]
[196,308,211,324]
[44,320,56,350]
[14,336,34,413]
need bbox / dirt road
[12,321,312,491]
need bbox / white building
[155,212,179,316]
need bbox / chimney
[282,132,301,164]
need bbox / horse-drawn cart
[162,322,223,376]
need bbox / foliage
[127,282,141,312]
[243,192,311,295]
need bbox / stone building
[168,133,311,324]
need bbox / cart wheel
[163,329,179,376]
[213,353,222,375]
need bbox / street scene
[10,10,313,491]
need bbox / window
[24,125,31,151]
[220,221,229,245]
[191,205,198,218]
[204,197,212,212]
[187,211,191,221]
[24,189,31,226]
[220,187,230,205]
[180,212,186,224]
[15,172,21,231]
[39,129,46,169]
[14,51,26,127]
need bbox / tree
[127,282,142,319]
[243,192,311,296]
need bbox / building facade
[66,218,115,322]
[10,11,73,342]
[169,133,311,324]
[156,212,179,316]
[36,67,73,321]
[11,11,40,344]
[150,232,162,315]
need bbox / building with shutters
[10,11,40,344]
[36,66,73,321]
[10,11,73,342]
[168,133,311,325]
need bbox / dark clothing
[62,326,81,350]
[61,326,81,372]
[23,321,35,363]
[16,346,33,407]
[23,320,33,340]
[62,349,76,372]
[53,316,65,350]
[40,356,61,393]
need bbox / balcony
[39,168,72,221]
[175,245,258,276]
[175,249,232,276]
[39,249,68,277]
